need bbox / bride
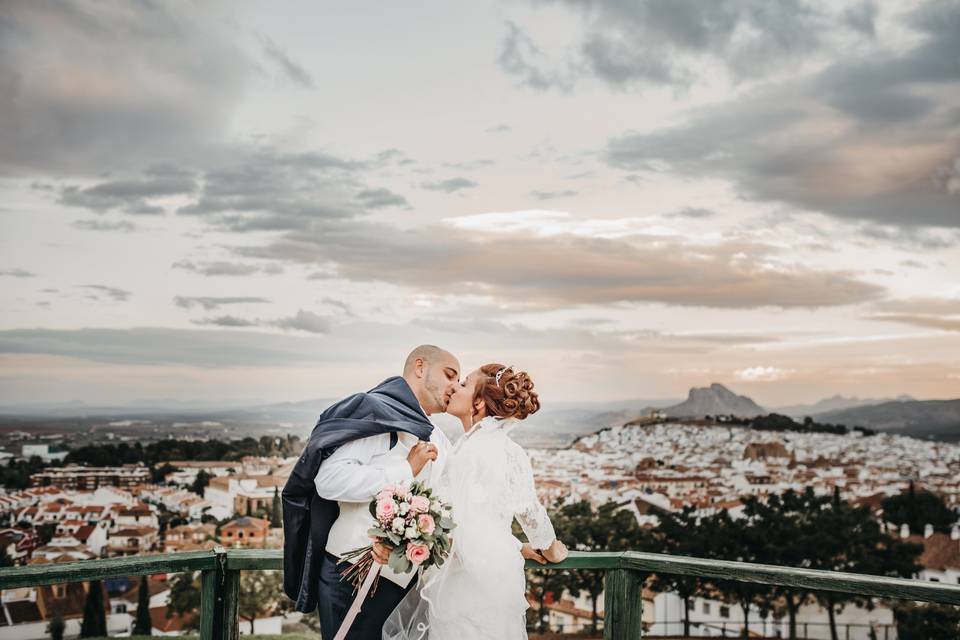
[381,363,568,639]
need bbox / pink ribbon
[333,563,382,640]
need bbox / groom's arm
[314,435,413,502]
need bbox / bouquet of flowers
[340,479,456,591]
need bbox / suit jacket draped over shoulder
[281,376,434,612]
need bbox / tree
[270,487,282,527]
[739,488,828,639]
[648,505,711,637]
[881,482,958,534]
[167,572,201,631]
[238,571,283,634]
[551,500,651,634]
[47,610,65,640]
[80,580,107,638]
[134,575,153,635]
[151,463,179,484]
[895,602,960,639]
[36,523,57,545]
[809,488,921,640]
[191,469,212,496]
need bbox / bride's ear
[473,397,486,417]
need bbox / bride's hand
[521,542,547,565]
[541,540,568,564]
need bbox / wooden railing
[1,548,958,639]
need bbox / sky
[1,0,958,408]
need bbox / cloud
[234,215,885,310]
[499,1,844,90]
[863,313,960,332]
[0,1,250,174]
[191,315,260,328]
[601,2,960,228]
[443,159,494,171]
[669,207,716,219]
[0,327,324,367]
[485,124,512,133]
[172,260,283,277]
[356,188,410,209]
[420,177,478,193]
[174,296,270,311]
[530,189,578,200]
[174,149,372,231]
[269,309,332,334]
[260,36,314,88]
[72,219,137,232]
[0,269,35,278]
[78,285,131,302]
[735,366,796,381]
[497,21,575,91]
[58,167,196,214]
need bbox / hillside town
[0,421,957,638]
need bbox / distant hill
[816,399,960,441]
[662,383,766,418]
[775,394,914,418]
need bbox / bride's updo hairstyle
[472,363,541,420]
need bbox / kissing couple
[282,345,569,639]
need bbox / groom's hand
[372,540,393,565]
[407,441,438,476]
[521,543,547,565]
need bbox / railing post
[201,547,226,640]
[604,568,644,639]
[200,546,239,640]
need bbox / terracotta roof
[221,516,270,531]
[910,533,960,571]
[112,527,158,537]
[74,525,96,542]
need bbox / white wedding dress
[383,416,557,640]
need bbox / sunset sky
[1,1,958,408]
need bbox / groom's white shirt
[315,417,451,588]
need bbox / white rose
[405,526,420,539]
[430,500,441,511]
[392,517,405,533]
[399,502,410,515]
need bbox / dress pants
[317,552,417,640]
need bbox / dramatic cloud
[499,0,849,90]
[234,216,885,309]
[174,149,374,231]
[603,2,960,228]
[0,1,250,174]
[420,177,478,193]
[863,296,960,332]
[174,297,271,311]
[78,285,132,302]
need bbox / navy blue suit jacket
[281,376,434,612]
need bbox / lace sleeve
[507,442,556,549]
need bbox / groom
[282,345,459,640]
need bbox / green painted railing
[1,548,959,639]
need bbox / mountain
[815,399,960,441]
[662,383,766,418]
[775,394,914,418]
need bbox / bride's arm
[509,443,567,561]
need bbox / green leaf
[388,547,412,574]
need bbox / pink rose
[410,496,431,514]
[405,542,430,565]
[375,498,396,523]
[376,489,394,501]
[417,514,435,535]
